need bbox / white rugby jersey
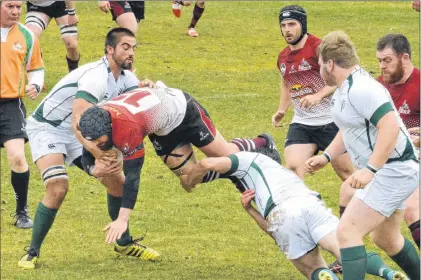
[331,66,418,169]
[31,56,139,129]
[225,152,315,218]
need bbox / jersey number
[106,89,160,115]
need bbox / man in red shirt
[376,34,420,249]
[272,5,354,231]
[77,85,280,244]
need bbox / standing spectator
[25,1,80,72]
[306,31,419,280]
[0,0,44,228]
[172,1,205,37]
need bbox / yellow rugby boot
[114,237,160,261]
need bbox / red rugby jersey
[277,34,332,125]
[377,68,420,128]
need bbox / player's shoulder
[411,68,420,83]
[12,23,36,44]
[349,67,386,96]
[306,33,322,48]
[77,59,108,80]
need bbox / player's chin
[121,63,132,70]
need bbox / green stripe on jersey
[250,161,276,217]
[370,102,394,126]
[32,103,67,127]
[75,91,98,104]
[226,155,239,175]
[387,136,418,163]
[17,25,33,97]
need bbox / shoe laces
[131,231,148,247]
[22,246,38,258]
[10,210,30,222]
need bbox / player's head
[318,31,359,87]
[279,5,307,46]
[376,34,412,84]
[78,106,114,151]
[0,1,22,28]
[105,27,137,70]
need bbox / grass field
[1,2,420,279]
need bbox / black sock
[409,220,420,249]
[66,55,80,72]
[11,170,30,212]
[339,206,346,218]
[189,3,205,29]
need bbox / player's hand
[272,110,286,127]
[305,155,329,174]
[67,14,78,26]
[241,189,255,210]
[91,158,123,177]
[413,0,420,12]
[410,135,420,148]
[299,95,320,109]
[345,168,374,189]
[25,84,40,100]
[83,140,118,166]
[179,174,196,192]
[139,79,155,88]
[103,218,128,244]
[98,1,111,13]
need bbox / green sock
[311,267,339,280]
[340,245,367,280]
[390,238,420,280]
[29,202,58,256]
[107,193,131,246]
[366,252,393,279]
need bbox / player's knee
[336,222,356,245]
[63,37,78,52]
[404,205,419,226]
[7,152,27,170]
[42,165,68,195]
[285,163,304,178]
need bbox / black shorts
[110,1,145,22]
[285,122,339,154]
[26,1,67,19]
[148,93,217,156]
[0,99,28,148]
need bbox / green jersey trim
[250,162,275,218]
[225,155,239,175]
[75,90,99,104]
[370,102,394,126]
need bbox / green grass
[1,2,419,279]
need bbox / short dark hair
[104,27,135,55]
[377,34,411,59]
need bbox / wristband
[322,152,331,163]
[366,163,378,174]
[66,8,76,15]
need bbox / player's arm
[104,156,144,244]
[299,85,337,109]
[272,78,292,127]
[180,157,232,192]
[26,34,44,100]
[241,190,273,238]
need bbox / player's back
[229,152,315,217]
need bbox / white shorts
[355,160,419,217]
[26,117,82,166]
[266,195,339,260]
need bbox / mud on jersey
[277,34,332,125]
[377,68,420,129]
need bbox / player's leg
[24,2,52,38]
[110,1,138,34]
[186,1,205,37]
[18,153,68,269]
[290,248,338,280]
[54,10,80,72]
[0,100,32,229]
[404,187,420,248]
[370,210,419,280]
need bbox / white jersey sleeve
[75,67,107,104]
[121,70,140,94]
[348,77,394,126]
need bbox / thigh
[284,143,317,178]
[0,100,28,148]
[158,143,198,177]
[25,11,51,35]
[36,153,66,174]
[198,130,239,157]
[3,138,26,159]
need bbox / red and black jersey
[277,34,332,125]
[377,68,420,129]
